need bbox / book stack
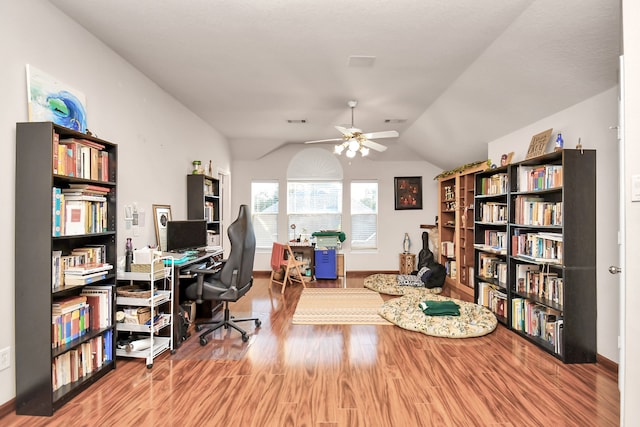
[61,185,111,236]
[51,332,111,392]
[63,263,113,287]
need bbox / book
[64,271,110,286]
[52,296,87,315]
[81,286,113,328]
[64,262,113,275]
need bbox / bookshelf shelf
[15,122,118,416]
[474,149,596,363]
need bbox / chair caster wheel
[255,319,262,327]
[200,336,208,346]
[146,364,153,369]
[241,334,249,342]
[195,324,202,332]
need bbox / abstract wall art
[26,64,87,132]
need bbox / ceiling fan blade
[304,137,344,144]
[361,139,388,152]
[362,130,399,139]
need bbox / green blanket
[419,300,460,316]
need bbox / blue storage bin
[315,249,337,279]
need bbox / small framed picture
[394,176,423,210]
[152,204,172,251]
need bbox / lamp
[334,137,369,158]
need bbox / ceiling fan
[304,100,399,157]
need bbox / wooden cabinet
[399,253,416,274]
[437,163,486,301]
[475,149,596,363]
[15,122,117,415]
[187,174,221,246]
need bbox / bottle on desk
[125,238,133,272]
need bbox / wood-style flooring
[1,276,620,426]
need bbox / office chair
[184,205,261,345]
[269,242,307,293]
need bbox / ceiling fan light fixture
[360,146,370,156]
[334,144,345,154]
[345,149,356,158]
[348,139,360,152]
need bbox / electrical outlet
[0,347,9,371]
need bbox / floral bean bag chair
[378,293,497,338]
[363,273,442,296]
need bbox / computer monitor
[165,220,207,252]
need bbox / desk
[168,249,224,348]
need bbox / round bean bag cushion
[378,293,497,338]
[363,273,442,296]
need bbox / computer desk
[167,248,224,349]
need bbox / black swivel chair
[185,205,261,345]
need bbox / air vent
[384,119,407,124]
[287,119,307,124]
[347,56,376,67]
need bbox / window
[287,181,342,241]
[351,181,378,249]
[251,181,278,248]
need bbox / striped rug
[292,288,392,325]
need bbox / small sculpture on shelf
[403,232,411,254]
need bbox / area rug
[292,288,392,325]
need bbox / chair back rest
[270,242,286,270]
[219,205,256,288]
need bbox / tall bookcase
[187,174,221,246]
[474,149,596,363]
[437,163,486,301]
[15,122,118,415]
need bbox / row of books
[511,298,563,354]
[517,164,563,192]
[513,195,563,226]
[53,187,110,236]
[515,264,564,306]
[477,252,507,283]
[51,330,112,392]
[512,231,563,263]
[52,286,113,347]
[480,229,507,252]
[478,202,507,223]
[52,247,112,290]
[477,173,509,196]
[444,259,457,279]
[204,201,217,222]
[477,282,507,318]
[52,134,110,181]
[441,240,455,258]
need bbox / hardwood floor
[2,276,620,426]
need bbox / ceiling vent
[384,119,407,124]
[347,56,376,67]
[287,119,307,123]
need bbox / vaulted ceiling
[50,0,620,170]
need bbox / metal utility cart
[115,256,174,368]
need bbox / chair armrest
[192,263,223,303]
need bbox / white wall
[622,0,640,422]
[488,87,620,363]
[0,0,230,406]
[232,144,442,272]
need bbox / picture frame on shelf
[394,176,423,210]
[152,204,172,251]
[525,128,553,159]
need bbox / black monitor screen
[165,220,207,252]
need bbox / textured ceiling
[50,0,620,169]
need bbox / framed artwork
[394,176,423,210]
[152,204,172,251]
[26,64,87,132]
